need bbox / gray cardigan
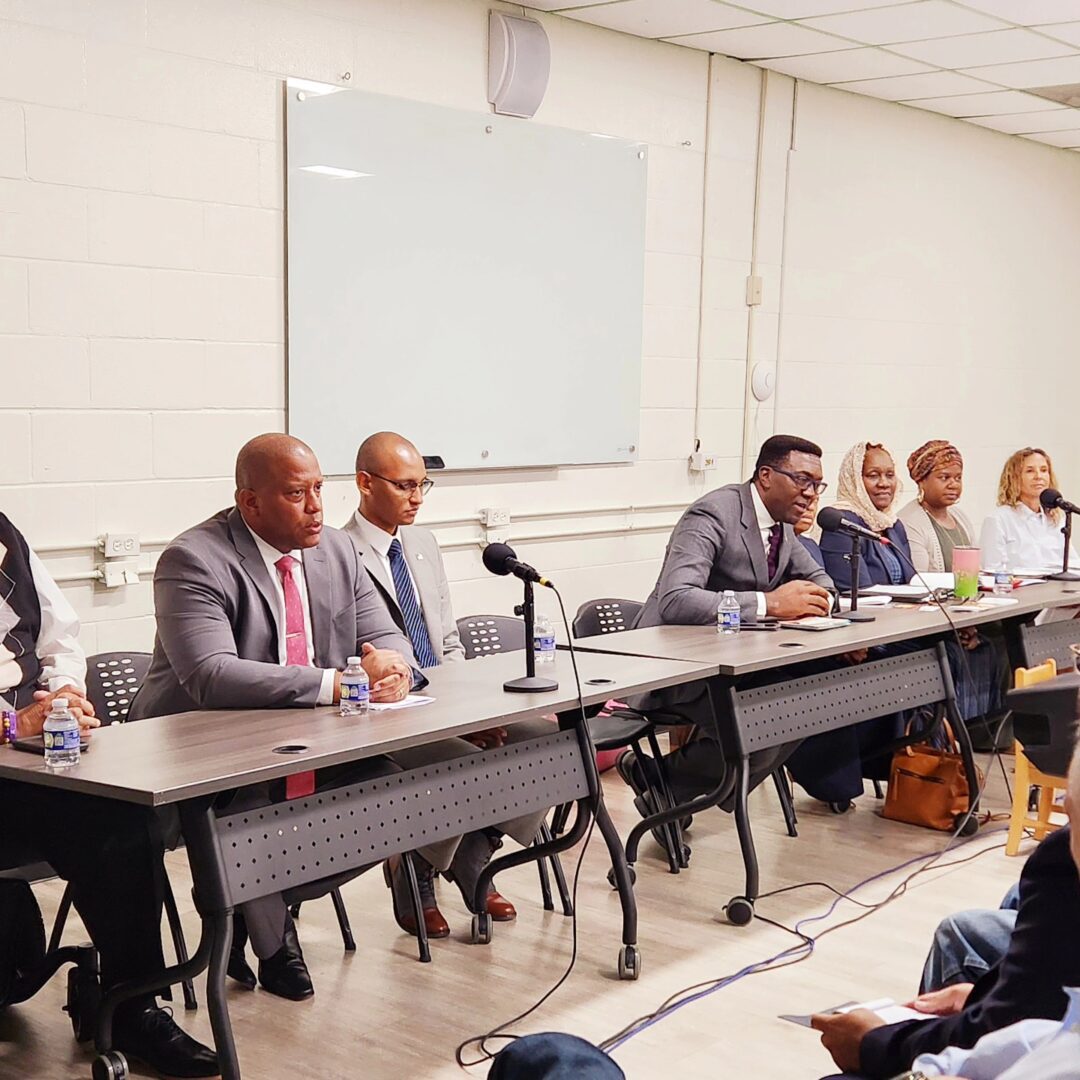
[896,499,975,574]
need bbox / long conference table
[573,580,1080,923]
[0,648,714,1080]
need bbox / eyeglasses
[769,466,828,495]
[367,473,434,496]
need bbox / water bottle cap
[52,697,69,709]
[346,656,362,666]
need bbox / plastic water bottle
[717,590,741,635]
[992,564,1012,596]
[339,656,370,717]
[533,614,557,665]
[43,697,81,769]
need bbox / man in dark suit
[131,433,423,1002]
[813,825,1080,1078]
[620,435,835,812]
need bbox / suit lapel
[349,521,407,635]
[301,545,332,665]
[228,509,281,632]
[738,483,769,588]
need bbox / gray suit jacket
[341,512,465,664]
[636,480,834,627]
[130,508,418,719]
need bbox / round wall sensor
[751,363,776,402]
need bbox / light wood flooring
[1,757,1041,1080]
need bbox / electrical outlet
[484,529,508,546]
[689,451,718,473]
[102,562,140,588]
[102,532,140,559]
[481,507,510,527]
[746,274,763,306]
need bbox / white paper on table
[864,584,930,599]
[838,595,892,611]
[917,572,955,591]
[367,695,435,712]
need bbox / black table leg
[205,910,241,1080]
[725,755,757,926]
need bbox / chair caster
[725,896,754,926]
[64,963,101,1043]
[617,945,641,981]
[471,912,493,945]
[954,812,979,837]
[607,865,637,890]
[91,1050,128,1080]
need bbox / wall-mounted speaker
[488,11,550,119]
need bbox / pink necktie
[275,555,315,799]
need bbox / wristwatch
[887,1072,928,1080]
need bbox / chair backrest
[85,652,152,725]
[572,598,643,639]
[1019,620,1080,672]
[1015,659,1058,689]
[726,646,952,755]
[455,616,526,660]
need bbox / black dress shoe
[227,914,256,991]
[257,920,314,1001]
[616,750,671,848]
[112,1005,220,1079]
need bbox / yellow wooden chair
[1006,658,1070,855]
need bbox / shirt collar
[1062,987,1080,1031]
[352,508,397,558]
[750,481,779,532]
[241,517,302,570]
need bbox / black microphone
[1040,488,1080,516]
[816,506,890,545]
[481,542,554,588]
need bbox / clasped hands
[16,687,99,739]
[334,642,412,704]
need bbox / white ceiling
[527,0,1080,149]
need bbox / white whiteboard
[285,85,647,474]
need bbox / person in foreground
[813,756,1080,1078]
[619,435,835,815]
[343,431,553,934]
[0,512,218,1077]
[980,447,1079,572]
[131,433,421,1002]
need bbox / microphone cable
[454,584,598,1070]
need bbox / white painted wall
[1,1,1077,654]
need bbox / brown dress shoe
[484,890,517,922]
[444,831,518,922]
[384,854,450,938]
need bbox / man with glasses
[619,435,836,820]
[344,432,553,939]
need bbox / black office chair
[455,615,574,916]
[1019,620,1080,671]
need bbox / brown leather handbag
[883,720,982,832]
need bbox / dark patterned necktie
[388,538,438,668]
[766,523,782,580]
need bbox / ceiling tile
[756,47,932,82]
[952,1,1080,26]
[966,107,1077,133]
[566,0,769,38]
[961,54,1080,88]
[1021,127,1080,145]
[1036,21,1080,47]
[731,0,908,14]
[838,70,996,100]
[905,88,1070,115]
[670,20,858,55]
[890,28,1075,67]
[801,1,1008,45]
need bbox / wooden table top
[0,649,715,807]
[573,581,1080,676]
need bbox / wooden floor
[1,758,1038,1080]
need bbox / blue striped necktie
[387,538,438,668]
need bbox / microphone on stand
[1039,489,1080,581]
[481,543,559,693]
[816,506,883,622]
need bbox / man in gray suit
[621,435,836,817]
[132,433,423,1002]
[343,431,552,936]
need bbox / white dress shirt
[349,510,420,607]
[242,521,335,706]
[749,481,779,617]
[980,503,1079,572]
[914,986,1080,1080]
[0,541,86,706]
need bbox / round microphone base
[504,675,559,694]
[1048,571,1080,582]
[844,610,876,622]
